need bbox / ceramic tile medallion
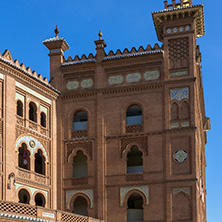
[181,121,190,127]
[171,88,189,101]
[171,122,179,128]
[174,150,188,163]
[144,70,159,80]
[170,70,188,77]
[67,81,79,90]
[108,75,123,85]
[81,79,93,88]
[126,73,141,82]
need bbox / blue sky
[0,0,221,221]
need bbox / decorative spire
[98,30,103,40]
[55,25,59,37]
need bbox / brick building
[0,0,210,221]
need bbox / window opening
[18,143,30,170]
[18,189,30,204]
[73,111,88,130]
[29,102,37,122]
[127,146,143,174]
[127,193,143,222]
[73,196,88,216]
[40,112,46,127]
[35,149,45,175]
[35,193,45,207]
[17,100,23,117]
[126,105,142,125]
[73,151,88,178]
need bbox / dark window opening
[17,100,23,117]
[29,102,37,122]
[126,105,142,125]
[35,149,45,175]
[18,189,30,204]
[35,193,45,207]
[73,196,88,216]
[73,151,88,178]
[40,112,46,127]
[127,146,143,174]
[73,111,88,130]
[18,143,30,170]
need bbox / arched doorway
[127,193,143,222]
[35,193,45,207]
[73,151,88,178]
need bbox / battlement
[0,49,60,93]
[63,43,163,65]
[164,0,193,10]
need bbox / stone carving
[144,70,159,80]
[67,81,79,90]
[16,136,48,162]
[171,88,189,101]
[126,73,141,82]
[174,150,188,163]
[170,70,188,77]
[66,189,93,209]
[108,75,123,85]
[81,79,93,88]
[173,187,190,196]
[120,186,149,206]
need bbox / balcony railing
[164,0,192,9]
[0,200,104,222]
[125,124,143,133]
[72,130,88,138]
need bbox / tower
[42,0,209,221]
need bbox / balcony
[0,200,104,222]
[72,130,88,139]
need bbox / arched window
[18,189,30,204]
[35,193,45,207]
[35,149,45,175]
[17,100,23,117]
[40,112,46,127]
[171,103,179,120]
[73,111,88,130]
[29,102,37,122]
[181,102,190,119]
[73,151,88,178]
[127,146,143,174]
[18,143,30,170]
[126,105,142,125]
[73,196,88,216]
[127,193,143,222]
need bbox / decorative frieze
[171,88,189,101]
[166,25,190,35]
[170,70,188,77]
[120,186,149,206]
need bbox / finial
[98,30,103,40]
[55,25,59,37]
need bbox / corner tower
[152,1,209,221]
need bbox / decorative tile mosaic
[66,189,93,209]
[171,88,189,101]
[67,81,79,90]
[181,121,190,127]
[171,122,179,128]
[167,28,172,34]
[15,136,48,162]
[173,187,190,196]
[120,186,149,207]
[170,70,188,77]
[108,75,123,85]
[126,73,141,82]
[81,79,93,88]
[179,27,184,32]
[185,26,191,31]
[144,70,159,80]
[173,28,178,33]
[174,150,188,163]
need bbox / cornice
[0,60,60,100]
[16,177,51,189]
